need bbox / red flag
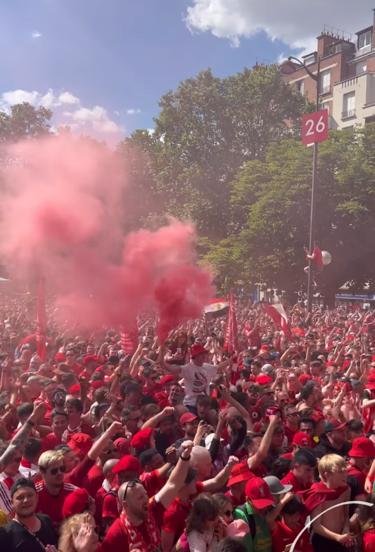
[224,294,238,354]
[36,278,47,361]
[263,302,291,337]
[120,325,138,355]
[308,245,323,270]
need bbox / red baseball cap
[191,344,207,358]
[228,462,252,487]
[67,433,93,458]
[112,454,141,475]
[62,488,90,518]
[348,437,375,459]
[130,428,153,452]
[180,412,198,425]
[256,374,273,386]
[159,375,175,386]
[245,477,275,510]
[113,437,130,456]
[292,432,313,448]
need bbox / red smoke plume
[0,135,213,337]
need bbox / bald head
[103,459,118,477]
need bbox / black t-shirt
[0,514,57,551]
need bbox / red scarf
[303,481,348,514]
[121,509,160,551]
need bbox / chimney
[317,32,337,58]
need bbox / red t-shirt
[101,490,119,521]
[285,425,297,445]
[41,433,62,452]
[64,456,96,488]
[101,497,165,552]
[36,481,78,526]
[347,465,366,494]
[140,469,166,497]
[86,463,104,497]
[272,519,313,552]
[281,471,311,493]
[162,498,190,543]
[363,529,375,552]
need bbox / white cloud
[65,105,122,135]
[31,30,42,39]
[126,108,141,115]
[1,89,40,107]
[0,88,123,142]
[185,0,374,51]
[58,92,80,105]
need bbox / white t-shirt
[180,362,217,407]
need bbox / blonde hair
[38,450,64,471]
[58,512,94,552]
[318,454,346,481]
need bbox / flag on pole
[263,302,291,337]
[224,294,238,354]
[36,278,47,360]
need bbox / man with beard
[0,478,57,551]
[101,440,193,551]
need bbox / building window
[296,80,305,95]
[358,30,372,50]
[304,53,316,66]
[342,92,356,119]
[319,70,331,95]
[356,62,367,75]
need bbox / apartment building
[281,10,375,129]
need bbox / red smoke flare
[0,135,213,337]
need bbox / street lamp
[288,55,321,312]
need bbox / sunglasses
[49,465,66,475]
[123,479,141,501]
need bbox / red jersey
[272,519,313,552]
[140,469,166,497]
[162,497,190,544]
[347,465,366,494]
[363,529,375,552]
[36,481,77,526]
[86,463,104,497]
[101,497,165,552]
[41,433,62,452]
[64,456,95,488]
[281,471,311,493]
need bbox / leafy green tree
[0,103,52,142]
[149,65,308,239]
[207,124,375,303]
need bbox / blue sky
[0,0,373,141]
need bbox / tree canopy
[207,124,375,300]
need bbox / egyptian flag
[204,298,229,318]
[36,278,47,361]
[263,302,291,337]
[224,294,238,354]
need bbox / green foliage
[0,103,52,142]
[122,65,308,238]
[208,124,375,295]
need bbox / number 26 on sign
[301,110,329,147]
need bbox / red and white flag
[263,302,291,337]
[36,278,47,361]
[224,294,238,354]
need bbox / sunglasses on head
[49,465,66,475]
[123,479,141,501]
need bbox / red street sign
[301,110,329,146]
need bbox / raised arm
[155,440,193,508]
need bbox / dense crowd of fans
[0,293,373,551]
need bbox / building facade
[281,10,375,129]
